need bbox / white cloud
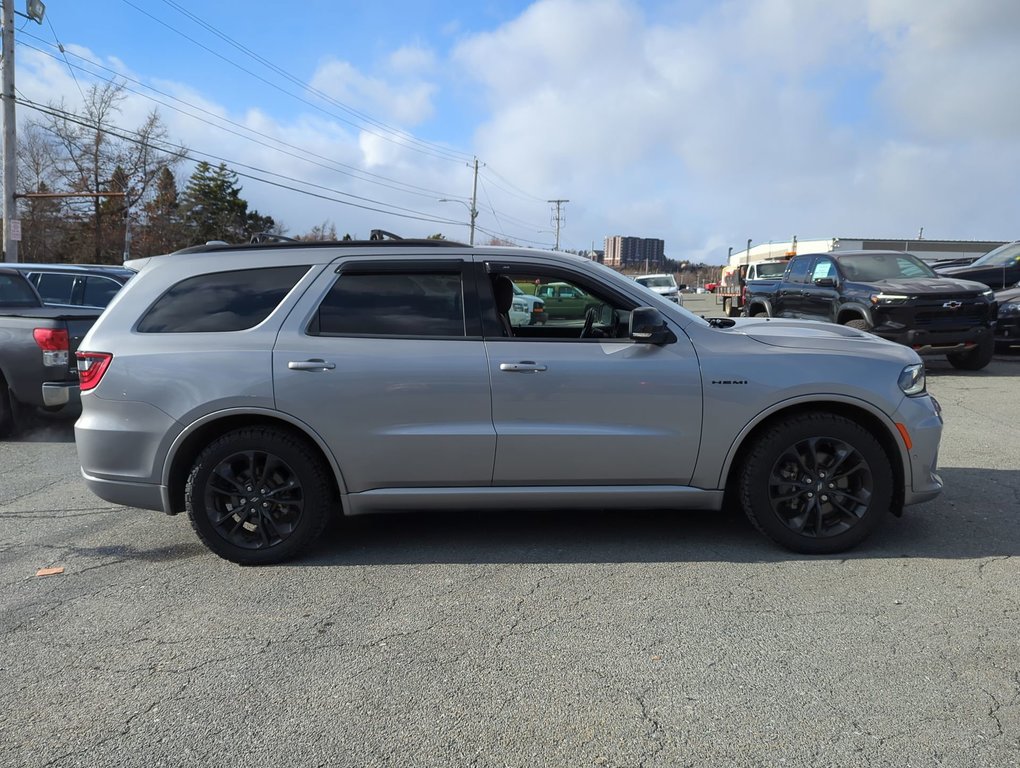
[13,1,1020,258]
[309,57,436,126]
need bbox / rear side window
[137,266,309,333]
[34,273,77,304]
[313,272,465,337]
[786,258,812,284]
[82,276,124,308]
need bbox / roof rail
[168,235,468,256]
[250,232,298,244]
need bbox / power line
[17,35,466,202]
[117,0,470,164]
[155,0,473,164]
[16,96,468,228]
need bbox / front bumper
[893,393,944,506]
[871,322,993,354]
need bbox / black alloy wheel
[740,413,893,554]
[186,427,332,564]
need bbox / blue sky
[14,0,1020,262]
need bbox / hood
[647,285,677,295]
[728,317,916,360]
[995,284,1020,303]
[852,276,991,295]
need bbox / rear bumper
[80,469,165,512]
[41,381,80,408]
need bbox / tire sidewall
[186,428,331,565]
[740,414,894,554]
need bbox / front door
[483,263,702,486]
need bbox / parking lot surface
[1,355,1018,767]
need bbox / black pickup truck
[743,250,998,370]
[0,267,103,437]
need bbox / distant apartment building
[603,236,665,269]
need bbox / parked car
[634,274,680,303]
[76,238,943,564]
[935,241,1020,289]
[743,250,998,370]
[8,263,133,309]
[533,281,597,319]
[0,268,104,437]
[994,280,1020,352]
[511,282,545,325]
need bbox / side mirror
[814,277,837,288]
[629,307,671,344]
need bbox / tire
[739,412,894,554]
[0,378,20,439]
[947,336,994,371]
[749,309,767,318]
[185,427,334,565]
[844,318,870,331]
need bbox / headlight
[999,301,1020,317]
[898,363,926,396]
[982,289,996,298]
[871,293,909,304]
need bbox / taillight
[33,328,69,367]
[76,352,113,392]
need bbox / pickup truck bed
[1,269,103,436]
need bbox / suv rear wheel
[185,427,333,564]
[739,412,893,554]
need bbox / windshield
[837,253,937,281]
[755,262,787,278]
[970,241,1020,267]
[636,276,674,288]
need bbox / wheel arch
[719,399,906,517]
[836,303,874,326]
[745,298,772,317]
[162,408,348,517]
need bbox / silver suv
[75,238,944,564]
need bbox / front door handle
[288,359,336,371]
[499,361,547,373]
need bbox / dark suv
[9,263,133,309]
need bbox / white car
[510,282,545,325]
[635,273,680,302]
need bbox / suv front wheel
[185,427,334,564]
[739,413,894,554]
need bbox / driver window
[489,270,628,341]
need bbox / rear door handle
[499,361,547,373]
[288,359,336,371]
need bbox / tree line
[13,82,290,265]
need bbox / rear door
[273,257,496,493]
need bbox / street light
[438,198,477,246]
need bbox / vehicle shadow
[296,467,1020,567]
[925,353,1020,378]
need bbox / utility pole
[2,0,45,263]
[547,198,569,251]
[468,156,480,246]
[2,0,18,262]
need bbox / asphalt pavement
[1,354,1018,767]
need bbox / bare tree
[31,81,186,263]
